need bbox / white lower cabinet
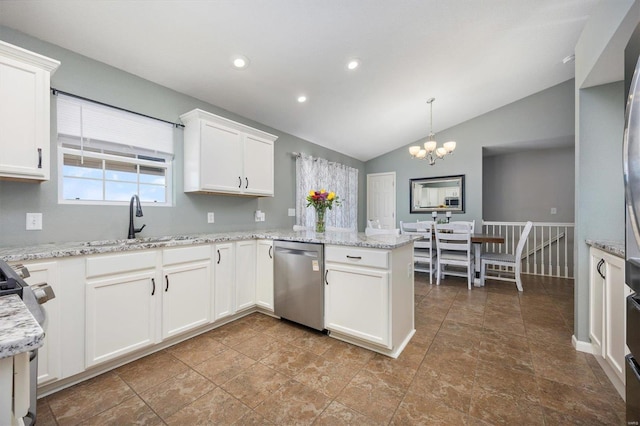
[213,240,258,320]
[324,244,414,356]
[213,242,236,321]
[256,240,274,311]
[85,266,158,368]
[162,245,212,339]
[325,261,390,348]
[236,240,257,311]
[589,247,632,387]
[18,261,60,385]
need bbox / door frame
[366,172,396,229]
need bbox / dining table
[402,225,506,286]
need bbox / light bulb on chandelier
[409,98,456,165]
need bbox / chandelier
[409,98,456,165]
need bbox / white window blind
[56,93,174,205]
[56,94,174,154]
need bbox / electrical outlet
[550,207,557,215]
[288,208,296,217]
[207,212,215,223]
[26,213,43,230]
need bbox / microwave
[445,197,459,207]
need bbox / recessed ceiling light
[562,54,575,64]
[232,55,249,69]
[347,59,360,70]
[297,95,307,103]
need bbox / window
[56,94,174,205]
[295,153,359,230]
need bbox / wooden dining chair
[400,221,437,284]
[480,221,533,291]
[435,222,474,289]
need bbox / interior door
[367,172,396,229]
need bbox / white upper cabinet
[180,109,277,196]
[0,41,59,182]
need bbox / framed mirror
[410,174,465,213]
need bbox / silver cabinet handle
[268,246,273,259]
[324,269,329,285]
[37,148,42,169]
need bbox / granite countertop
[0,294,44,358]
[0,229,419,262]
[586,240,625,258]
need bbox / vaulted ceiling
[0,0,599,161]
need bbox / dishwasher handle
[275,247,319,258]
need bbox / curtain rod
[51,88,185,128]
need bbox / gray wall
[365,79,575,226]
[0,26,366,247]
[483,147,575,222]
[574,81,625,341]
[571,0,637,345]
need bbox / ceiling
[0,0,599,162]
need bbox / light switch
[26,213,42,230]
[207,212,215,223]
[288,208,296,217]
[550,207,557,215]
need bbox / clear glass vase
[315,208,326,233]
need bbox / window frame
[57,141,173,207]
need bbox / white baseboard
[572,335,594,354]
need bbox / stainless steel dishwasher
[273,240,324,331]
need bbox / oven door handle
[627,354,640,382]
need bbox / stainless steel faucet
[128,195,146,239]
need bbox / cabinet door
[20,261,60,385]
[589,251,605,357]
[162,261,212,339]
[0,55,49,180]
[604,253,629,383]
[325,263,390,348]
[256,240,274,311]
[85,270,157,367]
[236,240,257,311]
[200,121,243,193]
[243,134,274,196]
[213,243,236,321]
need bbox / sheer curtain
[295,153,358,230]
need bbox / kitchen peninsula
[0,229,417,396]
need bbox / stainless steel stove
[0,258,55,425]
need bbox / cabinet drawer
[163,245,211,266]
[86,251,157,278]
[325,246,389,269]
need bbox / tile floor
[36,274,626,425]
